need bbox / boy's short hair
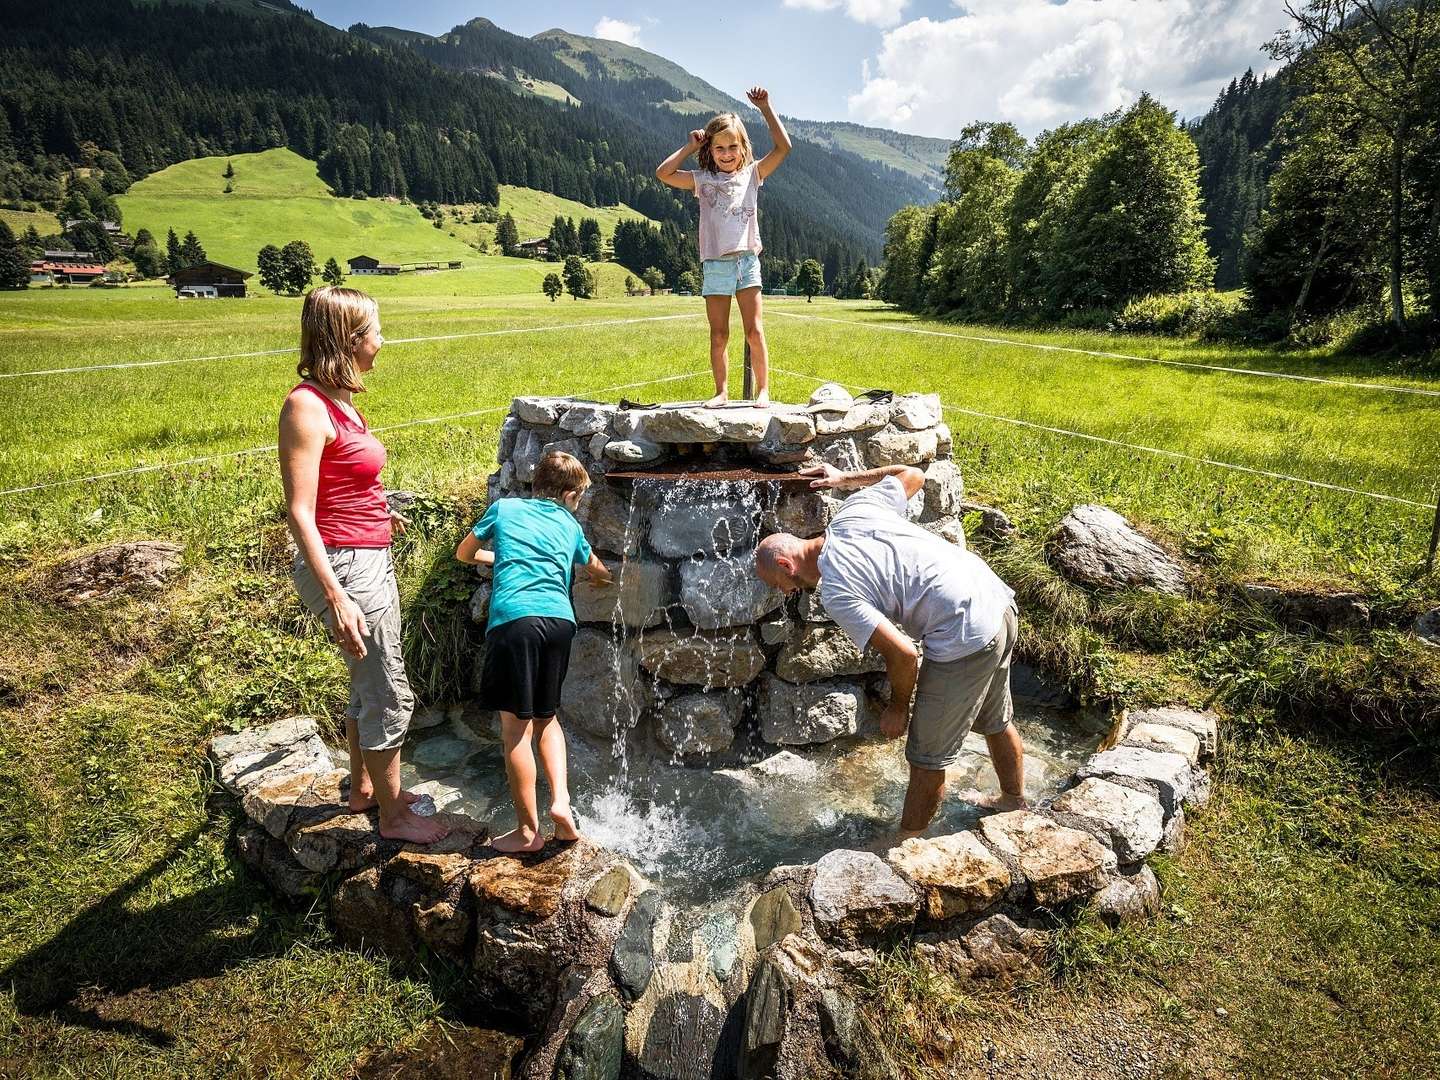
[532,451,590,500]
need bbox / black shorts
[480,616,577,719]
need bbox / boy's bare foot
[490,827,545,853]
[379,808,451,844]
[703,391,729,408]
[550,802,582,841]
[349,788,423,813]
[958,787,1029,811]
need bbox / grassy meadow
[2,280,1438,1076]
[443,184,656,251]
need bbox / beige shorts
[907,605,1017,770]
[293,547,414,752]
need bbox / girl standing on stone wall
[656,87,791,408]
[279,285,449,845]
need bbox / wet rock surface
[1049,504,1187,594]
[636,629,767,688]
[562,630,644,737]
[679,555,785,629]
[572,558,669,627]
[653,690,744,755]
[774,624,885,683]
[757,675,865,746]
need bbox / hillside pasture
[442,184,656,251]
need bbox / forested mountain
[0,0,945,290]
[1187,69,1295,289]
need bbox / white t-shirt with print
[692,163,763,261]
[817,476,1016,663]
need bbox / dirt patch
[349,1022,524,1080]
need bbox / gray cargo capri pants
[293,546,414,751]
[907,605,1018,770]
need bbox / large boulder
[635,629,767,688]
[1050,777,1165,864]
[653,690,744,755]
[51,540,184,606]
[679,554,785,629]
[1048,505,1187,594]
[774,625,885,683]
[561,630,645,738]
[572,558,670,628]
[977,811,1109,907]
[757,675,865,746]
[808,849,918,944]
[885,832,1011,920]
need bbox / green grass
[442,185,655,251]
[2,285,1438,1075]
[0,208,62,237]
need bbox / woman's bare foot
[703,390,729,409]
[349,788,423,813]
[550,802,582,841]
[379,808,451,844]
[490,827,545,853]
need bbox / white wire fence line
[0,313,704,380]
[0,368,708,498]
[767,364,1435,513]
[770,311,1440,400]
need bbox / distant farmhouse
[30,250,107,285]
[516,238,549,258]
[348,255,464,276]
[168,261,252,298]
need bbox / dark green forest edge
[881,0,1440,354]
[0,0,934,291]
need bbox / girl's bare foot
[379,808,451,844]
[753,389,771,407]
[703,391,729,408]
[490,827,545,853]
[550,802,582,841]
[349,788,423,813]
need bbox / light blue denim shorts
[701,253,762,296]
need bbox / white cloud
[593,17,642,46]
[783,0,910,29]
[847,0,1288,137]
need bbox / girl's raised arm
[748,88,791,180]
[656,130,704,190]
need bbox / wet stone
[556,992,625,1080]
[654,690,744,755]
[562,629,644,738]
[410,735,475,771]
[758,675,865,746]
[636,629,766,688]
[572,557,669,627]
[774,624,885,683]
[611,889,662,1001]
[576,483,644,556]
[701,911,741,982]
[758,610,795,645]
[648,492,759,558]
[749,885,803,951]
[679,556,785,631]
[586,865,633,916]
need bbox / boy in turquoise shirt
[456,450,611,852]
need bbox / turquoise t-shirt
[472,497,593,632]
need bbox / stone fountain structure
[208,394,1221,1080]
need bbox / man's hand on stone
[800,463,843,490]
[880,703,909,739]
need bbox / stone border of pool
[209,702,1215,1079]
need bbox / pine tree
[579,217,603,261]
[165,228,182,275]
[21,225,42,260]
[322,256,344,286]
[562,255,589,299]
[495,212,519,256]
[179,230,205,268]
[0,223,31,289]
[224,160,235,179]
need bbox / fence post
[743,339,753,401]
[1428,488,1440,573]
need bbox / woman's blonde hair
[697,113,754,173]
[297,285,379,393]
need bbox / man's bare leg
[535,716,580,841]
[347,714,421,812]
[897,764,947,841]
[366,745,450,843]
[493,712,545,852]
[960,724,1029,810]
[704,294,731,407]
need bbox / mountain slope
[532,29,741,114]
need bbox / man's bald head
[756,532,820,593]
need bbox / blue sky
[303,1,1289,139]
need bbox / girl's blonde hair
[697,113,754,173]
[297,285,379,393]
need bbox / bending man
[756,462,1024,838]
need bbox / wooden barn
[168,261,252,298]
[347,255,401,275]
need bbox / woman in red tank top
[279,286,448,846]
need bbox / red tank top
[293,383,392,548]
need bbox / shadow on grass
[0,816,297,1048]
